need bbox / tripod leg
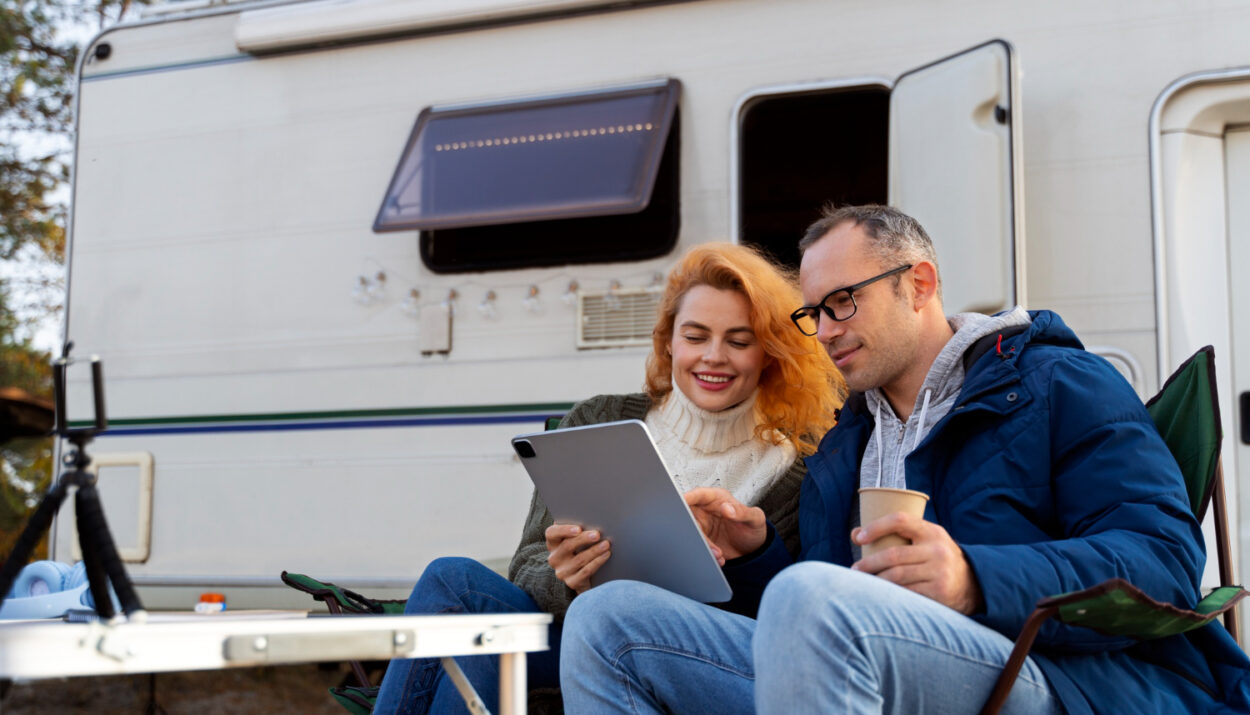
[0,480,69,609]
[75,484,144,617]
[76,489,117,620]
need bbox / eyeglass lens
[793,292,855,335]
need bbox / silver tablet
[512,419,733,603]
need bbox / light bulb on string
[561,280,580,307]
[604,280,623,311]
[366,271,387,303]
[352,275,372,305]
[522,285,542,314]
[400,288,421,318]
[478,290,499,319]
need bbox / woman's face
[669,285,768,412]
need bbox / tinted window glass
[739,87,888,269]
[420,113,680,273]
[375,79,680,232]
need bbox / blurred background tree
[1,0,145,561]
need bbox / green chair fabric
[1144,345,1222,519]
[328,684,378,715]
[280,571,406,615]
[1043,579,1245,640]
[981,346,1245,715]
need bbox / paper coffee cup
[858,487,929,557]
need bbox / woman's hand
[545,523,611,594]
[684,487,768,565]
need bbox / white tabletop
[0,611,552,681]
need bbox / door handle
[1242,391,1250,445]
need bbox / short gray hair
[798,204,941,297]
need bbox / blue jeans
[561,562,1062,714]
[372,557,561,715]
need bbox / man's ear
[910,261,940,309]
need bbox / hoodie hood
[860,306,1032,491]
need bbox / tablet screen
[513,420,732,603]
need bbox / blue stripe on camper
[99,412,563,436]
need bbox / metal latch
[223,629,415,664]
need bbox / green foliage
[0,0,79,263]
[0,337,51,560]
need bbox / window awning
[374,79,680,232]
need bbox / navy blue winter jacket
[727,310,1250,713]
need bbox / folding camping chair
[980,346,1246,715]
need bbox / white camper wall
[60,0,1250,607]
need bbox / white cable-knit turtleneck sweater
[643,387,797,507]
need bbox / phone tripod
[0,353,145,621]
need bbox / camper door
[889,40,1024,315]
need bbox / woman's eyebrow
[680,320,755,335]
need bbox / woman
[373,243,843,714]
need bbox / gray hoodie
[859,306,1033,492]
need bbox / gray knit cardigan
[506,392,807,621]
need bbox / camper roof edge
[232,0,686,54]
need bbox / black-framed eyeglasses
[790,265,912,336]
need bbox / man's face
[799,222,919,395]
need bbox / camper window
[375,79,681,273]
[738,85,889,269]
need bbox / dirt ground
[0,662,365,714]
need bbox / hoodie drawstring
[873,398,884,488]
[911,388,932,453]
[870,387,932,490]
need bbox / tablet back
[512,420,732,603]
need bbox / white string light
[347,267,663,317]
[433,122,655,153]
[400,288,421,318]
[522,285,542,314]
[604,280,623,311]
[477,290,499,319]
[352,271,388,305]
[561,280,580,308]
[367,271,387,302]
[351,275,372,305]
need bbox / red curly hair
[644,243,844,456]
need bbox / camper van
[58,0,1250,637]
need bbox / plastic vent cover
[577,288,662,349]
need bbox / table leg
[498,651,527,715]
[441,657,488,715]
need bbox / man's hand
[684,487,767,565]
[545,523,610,594]
[851,512,984,615]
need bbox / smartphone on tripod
[0,348,144,620]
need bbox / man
[559,205,1250,713]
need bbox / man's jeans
[561,562,1061,714]
[372,557,561,715]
